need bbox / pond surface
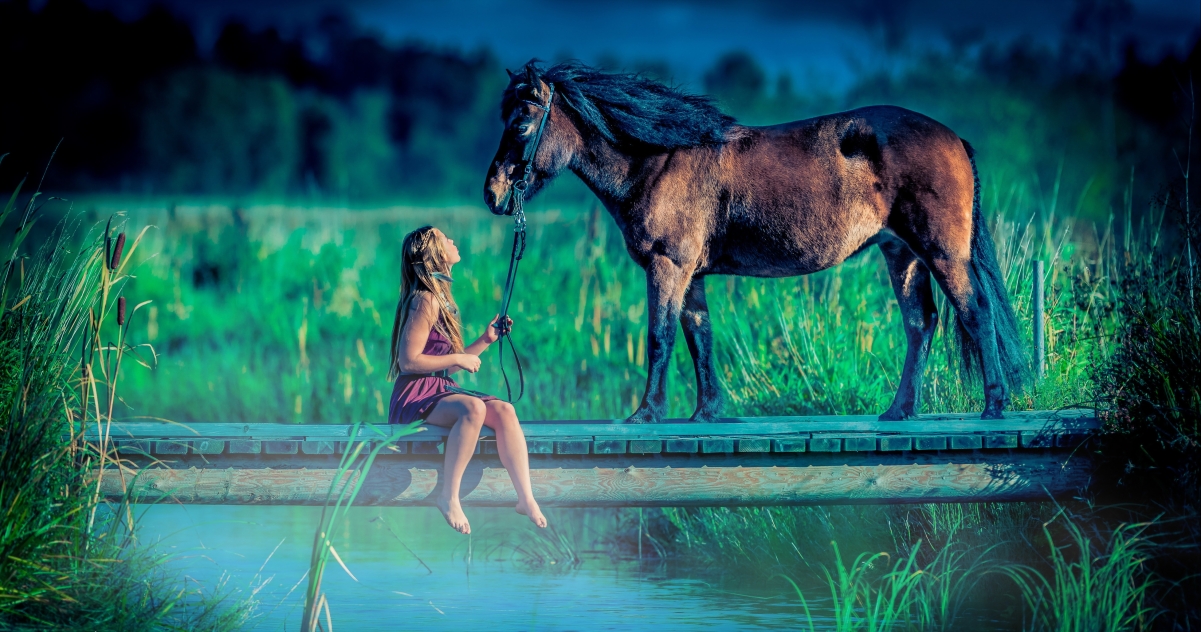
[138,505,822,631]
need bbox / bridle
[494,82,554,402]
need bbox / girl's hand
[456,354,482,373]
[481,315,513,344]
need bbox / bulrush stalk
[117,296,126,326]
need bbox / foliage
[1003,511,1159,632]
[0,164,250,629]
[1092,182,1201,506]
[2,0,1195,210]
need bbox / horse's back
[700,105,973,276]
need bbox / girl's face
[437,229,462,266]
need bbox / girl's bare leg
[424,395,488,534]
[484,400,547,528]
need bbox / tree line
[1,0,1197,210]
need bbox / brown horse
[484,62,1027,423]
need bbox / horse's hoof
[878,407,913,421]
[624,410,659,424]
[980,409,1005,420]
[689,411,720,423]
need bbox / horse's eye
[516,124,531,134]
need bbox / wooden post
[1032,260,1045,379]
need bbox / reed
[779,537,986,632]
[300,420,420,632]
[0,161,250,629]
[1002,510,1160,632]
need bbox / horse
[484,61,1027,423]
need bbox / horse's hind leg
[927,254,1008,419]
[680,276,723,423]
[878,239,938,421]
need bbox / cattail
[116,296,126,326]
[109,232,126,270]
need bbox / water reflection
[138,505,819,631]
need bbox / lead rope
[493,82,553,403]
[495,185,527,402]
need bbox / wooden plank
[527,440,553,454]
[1021,432,1055,448]
[629,440,662,454]
[155,440,187,455]
[665,439,698,453]
[771,438,807,453]
[116,440,152,455]
[949,435,983,450]
[96,452,1093,506]
[85,410,1098,441]
[86,422,448,440]
[192,439,224,455]
[843,436,878,452]
[879,437,913,451]
[593,440,627,454]
[228,440,261,454]
[914,436,948,451]
[701,439,734,453]
[737,439,770,453]
[984,434,1019,449]
[555,441,590,455]
[411,441,442,455]
[810,437,841,452]
[302,441,335,455]
[264,440,298,455]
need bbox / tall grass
[1003,511,1159,632]
[64,165,1182,628]
[300,420,418,632]
[102,167,1117,424]
[782,537,1000,632]
[0,162,250,629]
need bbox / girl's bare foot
[515,498,547,528]
[436,496,470,534]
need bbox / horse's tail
[954,139,1029,392]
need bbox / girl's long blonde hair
[388,226,465,380]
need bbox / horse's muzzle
[484,187,512,215]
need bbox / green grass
[105,167,1113,424]
[1003,510,1160,632]
[63,165,1180,629]
[0,168,253,629]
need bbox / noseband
[507,82,555,216]
[493,82,555,402]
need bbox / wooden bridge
[89,410,1097,507]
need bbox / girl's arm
[463,315,506,357]
[395,294,479,374]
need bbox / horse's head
[484,64,572,216]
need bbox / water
[137,505,821,631]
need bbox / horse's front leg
[626,256,694,424]
[680,276,723,422]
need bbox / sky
[82,0,1200,92]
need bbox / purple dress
[389,326,496,425]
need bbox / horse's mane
[505,61,736,153]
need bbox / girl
[388,225,547,534]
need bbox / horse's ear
[506,68,515,81]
